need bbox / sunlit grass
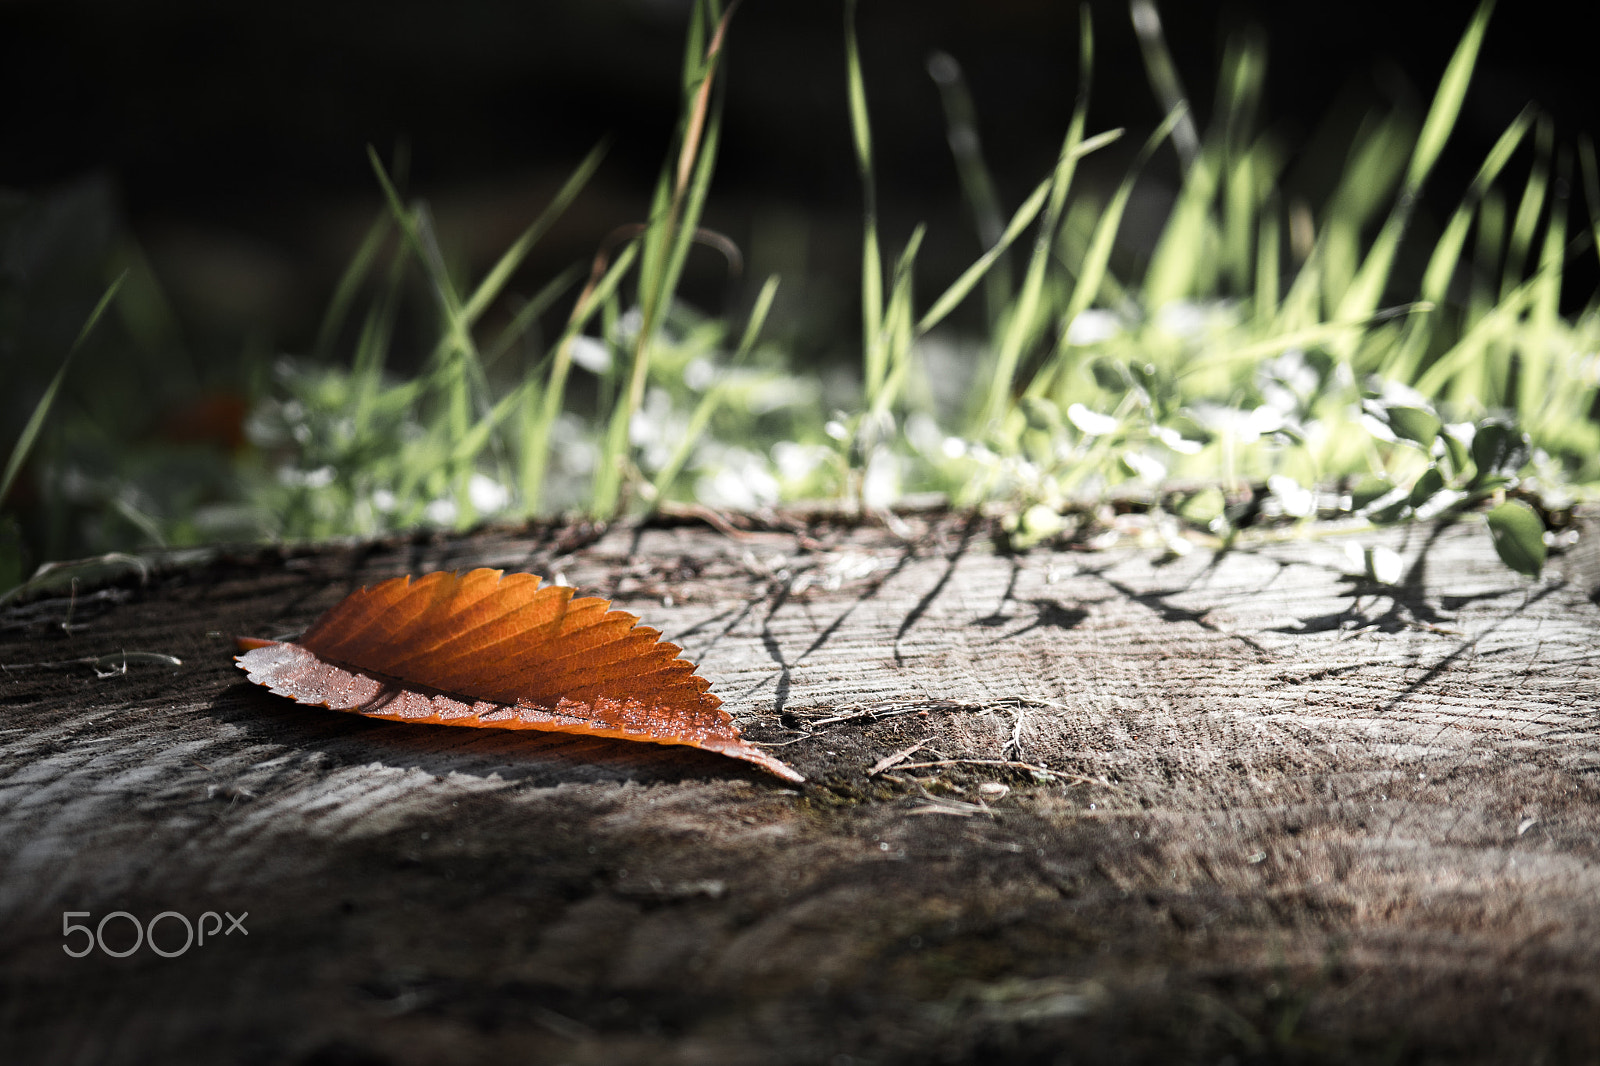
[5,0,1596,584]
[834,0,1593,571]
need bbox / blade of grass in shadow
[1469,190,1507,329]
[360,139,600,525]
[868,225,926,422]
[1520,146,1569,422]
[1502,116,1552,302]
[1255,193,1282,324]
[1216,36,1272,296]
[977,5,1096,431]
[522,236,641,516]
[462,142,607,325]
[1580,137,1600,275]
[1130,0,1200,169]
[450,381,530,467]
[593,0,736,518]
[1413,267,1549,398]
[1,273,125,509]
[483,262,587,369]
[928,49,1012,329]
[314,211,392,360]
[845,0,885,402]
[1335,0,1491,356]
[368,147,487,516]
[1029,107,1185,402]
[647,273,781,505]
[350,236,412,440]
[1383,106,1533,383]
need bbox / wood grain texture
[1,510,1597,1064]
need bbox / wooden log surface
[1,509,1597,1064]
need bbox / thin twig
[659,501,754,540]
[895,759,1126,791]
[868,737,934,776]
[807,706,925,728]
[1,651,182,673]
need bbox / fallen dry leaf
[234,568,802,782]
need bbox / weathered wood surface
[1,510,1597,1064]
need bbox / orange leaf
[234,568,803,783]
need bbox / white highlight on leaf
[1067,403,1118,436]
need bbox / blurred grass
[3,0,1596,585]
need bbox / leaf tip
[705,736,805,783]
[235,636,280,653]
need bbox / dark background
[1,0,1592,376]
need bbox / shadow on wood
[1,510,1597,1064]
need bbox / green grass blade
[1383,106,1534,381]
[1580,136,1600,274]
[1255,194,1281,324]
[654,109,724,351]
[1470,190,1506,321]
[928,49,1011,325]
[450,381,527,469]
[917,174,1052,335]
[680,0,709,95]
[928,51,1003,248]
[1503,116,1552,300]
[351,237,411,433]
[462,142,606,326]
[844,0,875,194]
[1,273,125,509]
[1427,106,1534,305]
[1337,2,1490,339]
[1413,268,1546,397]
[314,210,391,358]
[1130,0,1199,168]
[1520,148,1569,420]
[1142,111,1217,310]
[977,16,1098,430]
[648,273,780,505]
[483,262,587,368]
[522,241,640,516]
[845,0,884,397]
[734,272,782,357]
[1027,111,1185,401]
[1071,110,1184,328]
[1193,310,1430,377]
[1406,0,1493,193]
[367,146,476,353]
[869,225,926,419]
[592,0,738,519]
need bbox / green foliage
[1486,499,1546,576]
[4,0,1595,588]
[828,0,1586,576]
[240,0,816,538]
